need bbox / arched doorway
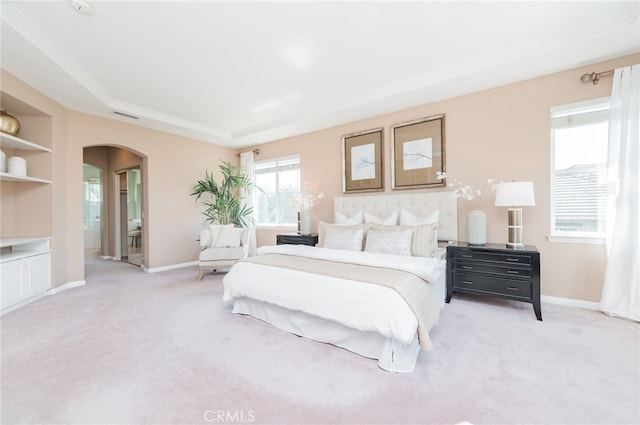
[83,145,147,270]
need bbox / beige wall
[67,111,237,272]
[251,53,640,303]
[2,68,236,287]
[2,52,638,300]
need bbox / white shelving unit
[0,133,52,183]
[1,94,54,314]
[1,237,52,315]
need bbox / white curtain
[240,152,258,257]
[600,64,640,322]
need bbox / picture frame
[342,127,384,193]
[391,114,445,190]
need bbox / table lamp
[494,181,536,249]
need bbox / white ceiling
[1,1,639,148]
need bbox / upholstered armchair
[198,225,249,280]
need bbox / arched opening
[83,145,147,272]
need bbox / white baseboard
[48,280,86,295]
[145,260,198,273]
[541,295,600,311]
[0,291,48,316]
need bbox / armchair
[198,226,249,280]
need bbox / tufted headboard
[333,191,458,242]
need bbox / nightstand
[446,242,542,321]
[276,233,318,246]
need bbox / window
[550,97,609,240]
[253,155,300,226]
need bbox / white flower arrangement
[292,184,324,211]
[436,172,501,201]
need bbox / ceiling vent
[69,0,94,16]
[113,111,139,120]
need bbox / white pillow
[364,228,413,256]
[214,226,243,248]
[209,223,234,248]
[323,225,365,251]
[364,210,398,225]
[335,209,363,225]
[368,222,438,257]
[399,209,439,225]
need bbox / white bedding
[222,245,446,371]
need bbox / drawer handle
[506,258,520,262]
[506,270,520,274]
[462,266,473,270]
[506,286,519,291]
[462,280,473,285]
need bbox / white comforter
[223,245,445,345]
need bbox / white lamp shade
[494,181,536,206]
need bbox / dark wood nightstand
[276,233,318,246]
[446,242,542,321]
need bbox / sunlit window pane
[253,156,300,226]
[551,99,609,236]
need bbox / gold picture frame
[391,114,445,190]
[342,127,384,193]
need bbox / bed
[223,191,458,372]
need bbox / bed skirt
[232,297,421,373]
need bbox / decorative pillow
[364,228,413,256]
[399,209,439,225]
[364,210,399,225]
[318,222,369,247]
[368,222,439,257]
[335,209,363,225]
[208,223,234,248]
[323,225,365,251]
[214,226,244,248]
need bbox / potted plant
[191,160,256,227]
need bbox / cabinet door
[1,260,26,307]
[27,254,51,295]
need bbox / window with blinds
[550,97,610,239]
[253,155,300,226]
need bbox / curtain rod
[236,148,260,158]
[580,69,614,85]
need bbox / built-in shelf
[0,171,51,184]
[0,237,52,249]
[0,132,51,152]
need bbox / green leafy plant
[191,160,256,227]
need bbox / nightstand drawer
[451,250,531,265]
[453,260,531,279]
[276,233,318,246]
[452,272,532,300]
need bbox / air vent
[113,111,139,120]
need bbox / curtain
[240,152,258,256]
[600,64,640,322]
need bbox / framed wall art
[342,127,384,193]
[391,114,445,190]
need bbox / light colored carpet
[1,256,638,425]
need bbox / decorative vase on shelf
[0,109,21,136]
[467,210,486,246]
[300,210,312,235]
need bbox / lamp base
[507,207,524,249]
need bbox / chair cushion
[199,247,246,262]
